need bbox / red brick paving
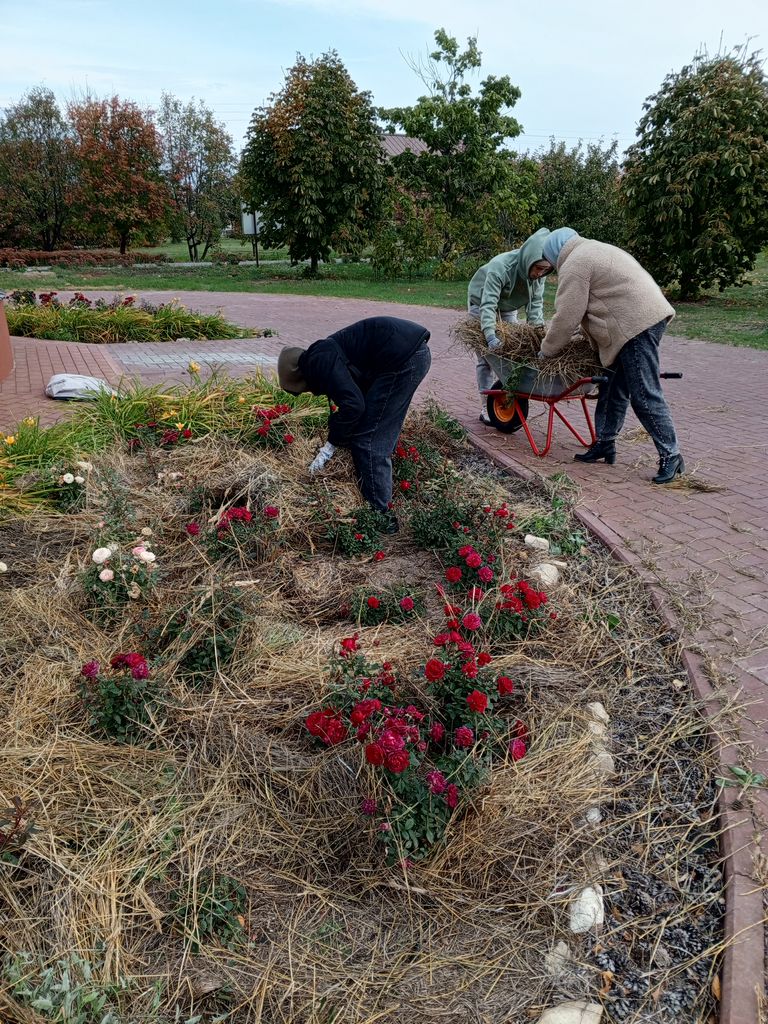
[2,289,766,1022]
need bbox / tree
[621,47,768,300]
[380,29,528,262]
[0,87,76,250]
[68,96,169,253]
[158,94,237,262]
[240,51,387,274]
[531,139,626,247]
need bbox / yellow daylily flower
[4,435,16,446]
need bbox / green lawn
[2,251,766,350]
[146,237,290,262]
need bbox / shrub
[0,247,170,268]
[78,653,157,742]
[82,536,159,620]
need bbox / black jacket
[298,316,430,446]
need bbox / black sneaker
[652,453,685,484]
[378,511,399,535]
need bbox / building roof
[379,134,429,158]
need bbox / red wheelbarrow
[481,353,682,458]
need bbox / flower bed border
[466,430,763,1024]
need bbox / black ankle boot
[378,510,399,534]
[652,453,685,484]
[574,440,616,465]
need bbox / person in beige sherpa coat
[530,228,684,485]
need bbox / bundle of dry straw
[451,317,602,384]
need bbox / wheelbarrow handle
[660,372,683,379]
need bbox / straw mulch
[451,317,602,384]
[0,411,724,1024]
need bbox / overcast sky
[2,0,766,156]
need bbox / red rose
[185,522,200,536]
[432,632,450,646]
[467,586,484,602]
[283,433,295,443]
[424,658,447,682]
[466,689,488,713]
[365,743,385,765]
[445,566,462,583]
[354,532,364,541]
[454,725,474,748]
[509,738,527,761]
[478,566,494,583]
[462,612,482,631]
[399,596,415,612]
[458,545,475,557]
[399,480,412,491]
[465,552,482,568]
[340,634,359,656]
[182,428,192,439]
[386,750,410,774]
[367,596,381,609]
[478,652,492,666]
[426,770,447,794]
[429,722,445,742]
[497,675,515,696]
[263,505,279,519]
[462,660,478,679]
[444,783,459,809]
[373,550,386,561]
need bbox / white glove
[309,441,336,475]
[486,332,502,351]
[536,350,547,362]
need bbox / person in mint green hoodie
[467,227,549,423]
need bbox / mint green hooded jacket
[467,228,549,338]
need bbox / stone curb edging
[464,427,764,1024]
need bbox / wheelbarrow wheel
[486,382,528,434]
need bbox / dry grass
[451,318,602,385]
[0,412,724,1024]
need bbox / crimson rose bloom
[454,725,474,748]
[497,675,515,696]
[466,689,488,713]
[444,783,459,809]
[361,798,377,816]
[478,566,494,583]
[426,770,447,795]
[80,660,100,678]
[263,505,280,519]
[185,522,201,536]
[283,434,295,444]
[478,652,492,666]
[461,660,478,679]
[424,658,447,682]
[509,738,527,761]
[465,552,482,569]
[365,743,385,765]
[367,596,381,609]
[373,550,386,561]
[462,612,483,631]
[429,722,445,742]
[386,750,410,773]
[445,566,462,583]
[399,480,412,491]
[399,596,415,612]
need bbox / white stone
[0,561,7,573]
[585,701,609,724]
[530,562,560,588]
[593,749,615,779]
[585,806,602,825]
[569,885,604,933]
[544,940,572,978]
[524,534,550,552]
[538,1000,603,1024]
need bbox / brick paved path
[2,289,766,1021]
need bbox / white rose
[74,475,85,484]
[99,568,114,582]
[62,473,75,484]
[139,550,156,563]
[0,561,7,573]
[92,547,112,564]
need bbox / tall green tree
[158,94,237,262]
[531,139,626,246]
[0,87,76,250]
[621,47,768,300]
[380,29,529,262]
[69,95,169,253]
[240,51,387,274]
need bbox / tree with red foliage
[68,96,169,253]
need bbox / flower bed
[3,291,261,343]
[0,248,170,269]
[0,382,722,1024]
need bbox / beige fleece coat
[540,236,675,367]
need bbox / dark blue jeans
[596,320,679,458]
[348,345,431,511]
